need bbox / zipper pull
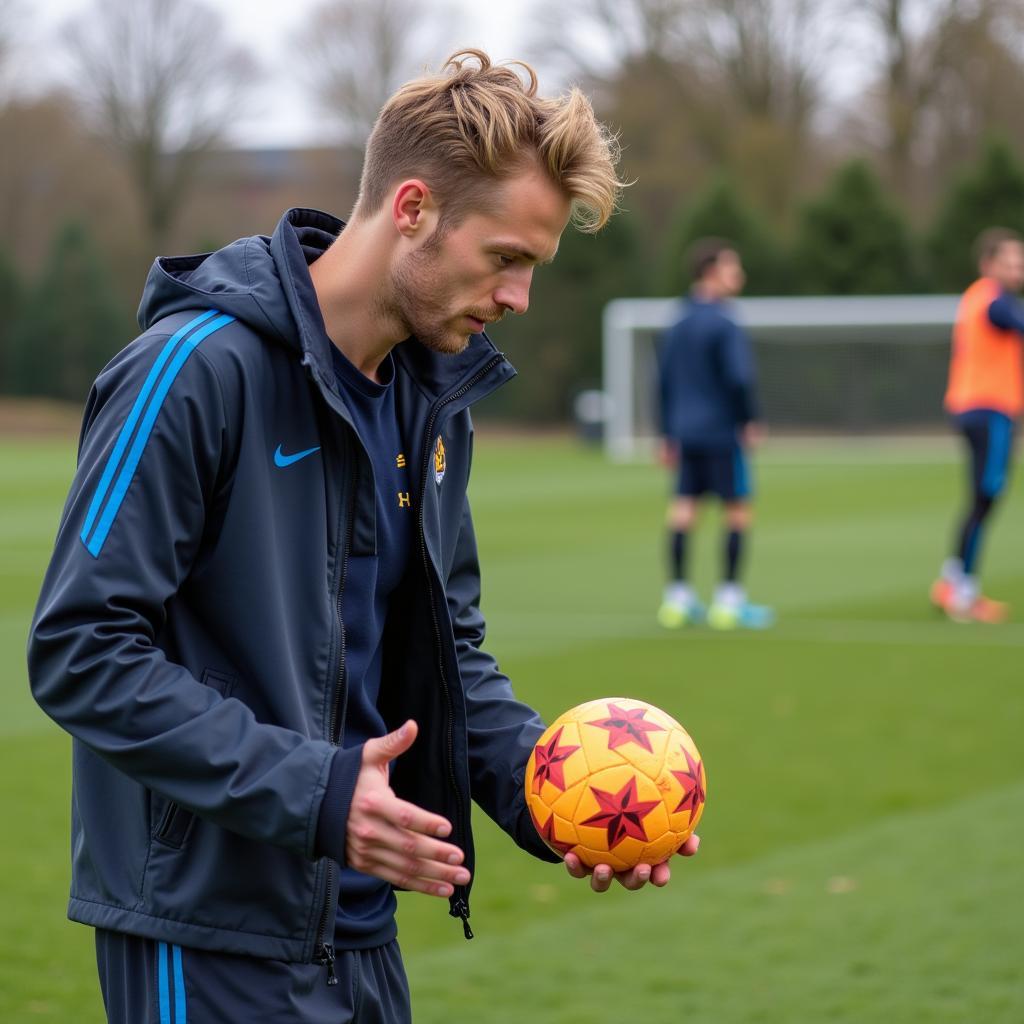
[316,943,339,986]
[450,898,474,940]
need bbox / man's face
[712,250,746,298]
[388,166,572,354]
[983,241,1024,293]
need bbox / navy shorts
[955,410,1015,500]
[675,444,751,501]
[95,929,411,1024]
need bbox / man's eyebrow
[491,242,558,265]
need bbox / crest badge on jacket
[434,435,446,485]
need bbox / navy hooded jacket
[27,208,558,965]
[658,296,759,448]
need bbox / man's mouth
[466,315,487,332]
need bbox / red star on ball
[580,776,660,849]
[529,804,576,856]
[587,702,665,753]
[671,747,706,817]
[531,726,581,795]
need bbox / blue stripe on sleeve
[80,310,217,547]
[172,944,187,1024]
[84,313,235,558]
[158,942,171,1024]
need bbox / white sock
[941,558,964,584]
[665,582,695,607]
[954,575,978,610]
[714,583,745,609]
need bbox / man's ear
[392,179,439,240]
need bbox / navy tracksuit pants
[95,930,412,1023]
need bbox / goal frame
[601,294,961,461]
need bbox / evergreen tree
[927,138,1024,291]
[0,248,22,394]
[792,160,918,295]
[484,211,648,422]
[9,220,133,401]
[659,176,792,297]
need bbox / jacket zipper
[416,353,504,941]
[314,432,356,985]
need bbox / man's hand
[743,422,766,448]
[563,833,700,893]
[658,437,679,468]
[345,720,470,898]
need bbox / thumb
[363,720,418,768]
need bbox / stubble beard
[385,246,469,357]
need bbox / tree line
[1,0,1023,419]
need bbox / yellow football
[524,697,706,871]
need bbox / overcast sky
[23,0,539,148]
[18,0,878,149]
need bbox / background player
[656,239,773,631]
[931,227,1024,623]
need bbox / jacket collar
[271,208,515,407]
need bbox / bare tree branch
[853,0,1024,200]
[296,0,461,149]
[529,0,698,84]
[63,0,257,251]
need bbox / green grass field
[3,431,1023,1022]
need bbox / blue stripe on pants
[733,446,750,499]
[96,930,411,1023]
[158,942,171,1024]
[173,945,187,1024]
[981,413,1011,498]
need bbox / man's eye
[495,254,514,268]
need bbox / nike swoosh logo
[274,444,321,468]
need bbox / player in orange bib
[931,228,1024,622]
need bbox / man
[28,51,698,1023]
[656,239,773,631]
[931,227,1024,623]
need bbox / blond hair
[354,49,623,233]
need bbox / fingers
[346,784,468,898]
[678,833,700,857]
[345,812,469,897]
[616,864,652,891]
[362,720,418,768]
[565,837,701,893]
[352,794,464,860]
[651,861,671,887]
[562,853,612,891]
[563,852,587,879]
[363,788,454,841]
[358,843,471,898]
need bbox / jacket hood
[139,208,343,351]
[138,208,512,400]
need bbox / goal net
[601,295,961,460]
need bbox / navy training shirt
[328,341,415,947]
[289,239,414,948]
[658,296,759,449]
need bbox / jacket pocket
[153,668,237,849]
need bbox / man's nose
[495,268,533,316]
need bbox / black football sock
[724,529,744,583]
[669,530,688,582]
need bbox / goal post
[601,294,962,461]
